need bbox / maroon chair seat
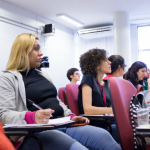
[108,77,137,150]
[65,84,79,116]
[58,87,67,105]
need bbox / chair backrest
[65,84,79,116]
[108,77,137,150]
[58,87,67,105]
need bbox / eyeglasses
[74,73,81,76]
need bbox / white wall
[130,25,139,64]
[74,33,115,82]
[0,0,140,90]
[75,25,139,73]
[74,32,115,68]
[0,0,76,90]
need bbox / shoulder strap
[130,95,141,150]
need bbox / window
[138,26,150,68]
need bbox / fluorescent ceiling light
[57,14,84,27]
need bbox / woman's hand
[71,116,90,125]
[35,109,54,124]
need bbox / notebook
[4,116,74,128]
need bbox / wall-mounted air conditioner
[77,26,113,39]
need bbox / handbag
[130,91,150,149]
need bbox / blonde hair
[6,33,39,71]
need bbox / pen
[27,99,53,118]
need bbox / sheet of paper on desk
[136,125,150,129]
[4,116,73,128]
[48,116,73,125]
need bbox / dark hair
[108,55,125,74]
[79,48,107,77]
[125,61,147,85]
[123,73,126,79]
[67,68,79,81]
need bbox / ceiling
[3,0,150,30]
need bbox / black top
[78,74,115,127]
[20,69,63,118]
[78,74,105,115]
[103,84,111,107]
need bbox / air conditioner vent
[78,26,113,39]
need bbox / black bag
[130,91,150,149]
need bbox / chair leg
[138,136,146,150]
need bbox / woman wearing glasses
[67,68,80,84]
[124,61,147,89]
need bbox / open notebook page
[4,116,74,128]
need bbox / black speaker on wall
[44,24,55,34]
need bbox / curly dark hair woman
[78,48,120,143]
[79,48,107,77]
[125,61,147,88]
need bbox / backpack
[130,90,150,149]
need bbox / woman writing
[0,33,121,150]
[78,49,119,143]
[125,61,147,89]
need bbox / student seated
[78,48,119,143]
[103,55,126,107]
[67,68,80,84]
[143,68,150,90]
[0,33,121,150]
[124,61,147,89]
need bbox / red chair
[108,77,137,150]
[58,87,67,105]
[0,123,15,150]
[65,84,114,136]
[65,84,79,116]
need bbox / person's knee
[37,130,77,150]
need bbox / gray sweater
[0,69,73,141]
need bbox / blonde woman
[0,33,121,150]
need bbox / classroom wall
[0,0,76,90]
[0,0,139,90]
[74,25,139,74]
